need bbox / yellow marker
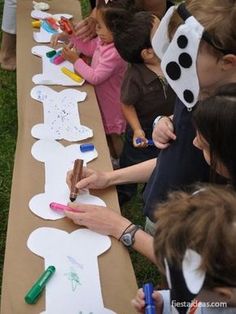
[32,20,41,28]
[61,67,84,83]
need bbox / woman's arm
[64,203,156,263]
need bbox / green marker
[25,265,56,304]
[46,50,57,58]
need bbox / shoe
[0,32,16,71]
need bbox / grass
[0,0,159,297]
[0,56,17,299]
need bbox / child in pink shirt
[53,1,133,165]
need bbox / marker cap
[80,143,94,152]
[46,50,56,58]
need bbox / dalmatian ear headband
[152,4,204,109]
[152,3,232,110]
[165,249,206,314]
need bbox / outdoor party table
[0,1,137,313]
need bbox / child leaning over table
[105,10,175,204]
[132,185,236,314]
[51,0,138,167]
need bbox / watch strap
[119,224,142,247]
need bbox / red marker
[59,17,73,35]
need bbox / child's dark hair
[96,0,138,12]
[104,10,155,63]
[154,185,236,289]
[193,83,236,187]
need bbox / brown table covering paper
[0,1,137,313]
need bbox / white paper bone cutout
[33,26,59,44]
[27,227,116,314]
[32,46,85,86]
[31,86,92,141]
[31,10,72,20]
[32,2,50,11]
[29,139,104,220]
[32,12,71,43]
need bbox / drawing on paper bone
[65,267,81,291]
[27,227,116,314]
[32,11,73,43]
[29,139,105,220]
[31,86,91,141]
[67,256,84,270]
[32,46,85,86]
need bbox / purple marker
[143,282,155,314]
[136,138,154,146]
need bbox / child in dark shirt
[105,10,175,204]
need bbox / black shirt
[143,98,210,221]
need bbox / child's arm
[73,48,124,85]
[69,35,98,57]
[51,32,69,48]
[74,9,97,42]
[121,103,148,148]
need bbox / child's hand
[133,129,147,148]
[50,32,68,48]
[131,288,164,314]
[61,45,79,64]
[131,288,145,313]
[152,116,176,149]
[74,16,97,42]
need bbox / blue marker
[80,143,94,152]
[136,138,154,146]
[143,282,155,314]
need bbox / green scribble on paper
[65,267,81,291]
[78,312,94,314]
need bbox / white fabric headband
[152,4,204,109]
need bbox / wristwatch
[119,224,142,247]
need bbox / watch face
[121,233,132,246]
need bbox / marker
[80,143,94,152]
[136,138,154,146]
[50,49,63,63]
[61,67,84,83]
[49,202,75,213]
[25,266,56,304]
[70,159,84,202]
[143,282,155,314]
[45,17,58,31]
[59,17,73,35]
[52,54,65,65]
[32,20,41,28]
[46,50,57,58]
